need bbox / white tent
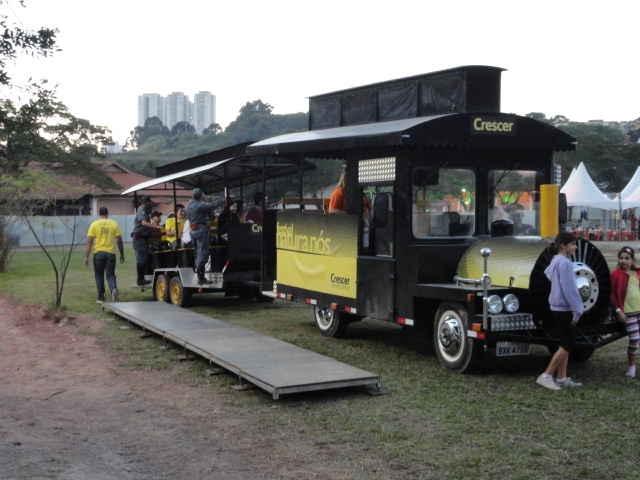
[560,162,617,209]
[620,184,640,208]
[621,166,640,199]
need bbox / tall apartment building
[137,93,164,127]
[193,91,217,134]
[137,91,216,134]
[164,92,191,131]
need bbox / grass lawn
[1,243,638,479]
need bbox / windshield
[412,168,475,238]
[490,169,540,236]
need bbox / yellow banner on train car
[276,212,358,298]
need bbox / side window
[412,168,475,238]
[490,170,540,236]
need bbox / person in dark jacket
[132,196,161,286]
[185,188,215,284]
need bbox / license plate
[496,342,531,356]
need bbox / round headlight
[503,294,519,313]
[487,295,503,314]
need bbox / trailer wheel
[169,276,191,307]
[314,306,350,338]
[154,274,170,303]
[434,303,482,373]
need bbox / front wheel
[434,302,482,373]
[314,306,350,338]
[169,276,191,307]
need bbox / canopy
[122,147,316,197]
[560,162,617,210]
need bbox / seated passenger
[504,203,536,235]
[149,211,166,244]
[217,199,240,242]
[246,192,266,223]
[165,204,186,250]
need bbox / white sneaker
[626,367,636,378]
[111,289,119,302]
[536,375,560,391]
[96,299,104,304]
[555,377,581,388]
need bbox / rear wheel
[314,306,350,338]
[238,287,254,300]
[434,302,482,373]
[547,344,595,363]
[154,275,170,303]
[169,276,191,307]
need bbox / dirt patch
[0,296,354,480]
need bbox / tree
[224,100,276,144]
[525,112,551,124]
[0,1,58,86]
[125,116,170,150]
[0,1,113,309]
[3,170,86,310]
[0,5,115,190]
[203,123,222,135]
[555,122,632,192]
[170,121,196,136]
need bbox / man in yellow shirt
[84,207,125,304]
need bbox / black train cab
[248,65,624,372]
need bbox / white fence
[8,215,137,247]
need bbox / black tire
[314,306,350,338]
[433,302,482,373]
[546,344,595,363]
[169,276,191,307]
[529,238,610,330]
[154,275,170,303]
[238,287,254,301]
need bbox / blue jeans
[93,251,117,300]
[191,225,210,269]
[132,236,149,268]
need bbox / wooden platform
[102,302,381,399]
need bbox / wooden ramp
[102,302,381,400]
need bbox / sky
[4,0,638,145]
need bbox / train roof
[247,113,576,157]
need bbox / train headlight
[503,294,520,313]
[487,295,503,314]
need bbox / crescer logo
[471,116,516,135]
